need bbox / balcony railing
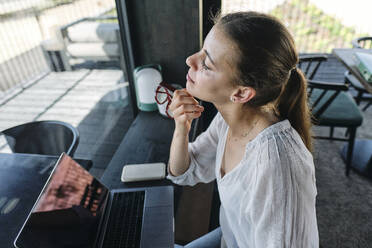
[0,0,116,97]
[1,0,371,100]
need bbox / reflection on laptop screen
[15,154,109,248]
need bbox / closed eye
[201,59,210,71]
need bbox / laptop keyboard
[103,191,145,248]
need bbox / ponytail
[216,12,313,151]
[276,68,313,152]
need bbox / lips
[186,73,195,84]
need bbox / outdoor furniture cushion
[67,43,119,58]
[310,89,363,127]
[67,22,119,43]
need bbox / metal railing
[0,0,116,97]
[1,0,371,99]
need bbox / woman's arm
[168,126,190,176]
[168,89,204,177]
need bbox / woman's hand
[169,89,204,134]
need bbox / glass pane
[0,0,132,179]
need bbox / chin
[186,82,199,97]
[186,84,208,102]
[186,81,196,95]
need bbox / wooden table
[332,48,372,94]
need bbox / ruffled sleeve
[167,112,223,186]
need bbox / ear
[231,87,256,104]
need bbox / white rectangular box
[121,162,166,182]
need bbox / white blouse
[167,112,319,248]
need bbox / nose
[186,53,198,69]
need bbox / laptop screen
[15,154,109,248]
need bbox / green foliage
[269,0,369,52]
[97,18,118,23]
[97,8,118,23]
[105,8,117,16]
[290,0,302,7]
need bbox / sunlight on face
[185,26,240,104]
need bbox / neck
[215,103,279,140]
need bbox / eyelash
[201,59,210,71]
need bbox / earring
[230,96,235,102]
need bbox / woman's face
[185,26,239,104]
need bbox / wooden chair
[299,55,364,176]
[344,37,372,111]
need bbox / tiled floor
[0,68,133,178]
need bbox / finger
[170,95,199,108]
[172,107,203,120]
[186,111,203,119]
[178,95,199,104]
[173,89,190,98]
[180,88,193,97]
[177,111,202,123]
[173,89,195,99]
[173,102,204,115]
[172,104,204,116]
[169,96,200,111]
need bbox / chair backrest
[1,121,79,156]
[298,54,328,80]
[298,55,349,121]
[306,80,349,120]
[352,37,372,49]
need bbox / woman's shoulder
[247,119,314,174]
[251,119,307,150]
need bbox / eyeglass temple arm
[190,100,205,142]
[160,81,178,91]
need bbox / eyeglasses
[155,82,177,118]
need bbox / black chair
[344,37,372,111]
[298,54,328,80]
[352,36,372,49]
[0,121,79,156]
[299,55,364,176]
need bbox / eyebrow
[203,49,216,67]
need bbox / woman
[168,11,319,248]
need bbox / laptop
[14,153,174,248]
[355,52,372,83]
